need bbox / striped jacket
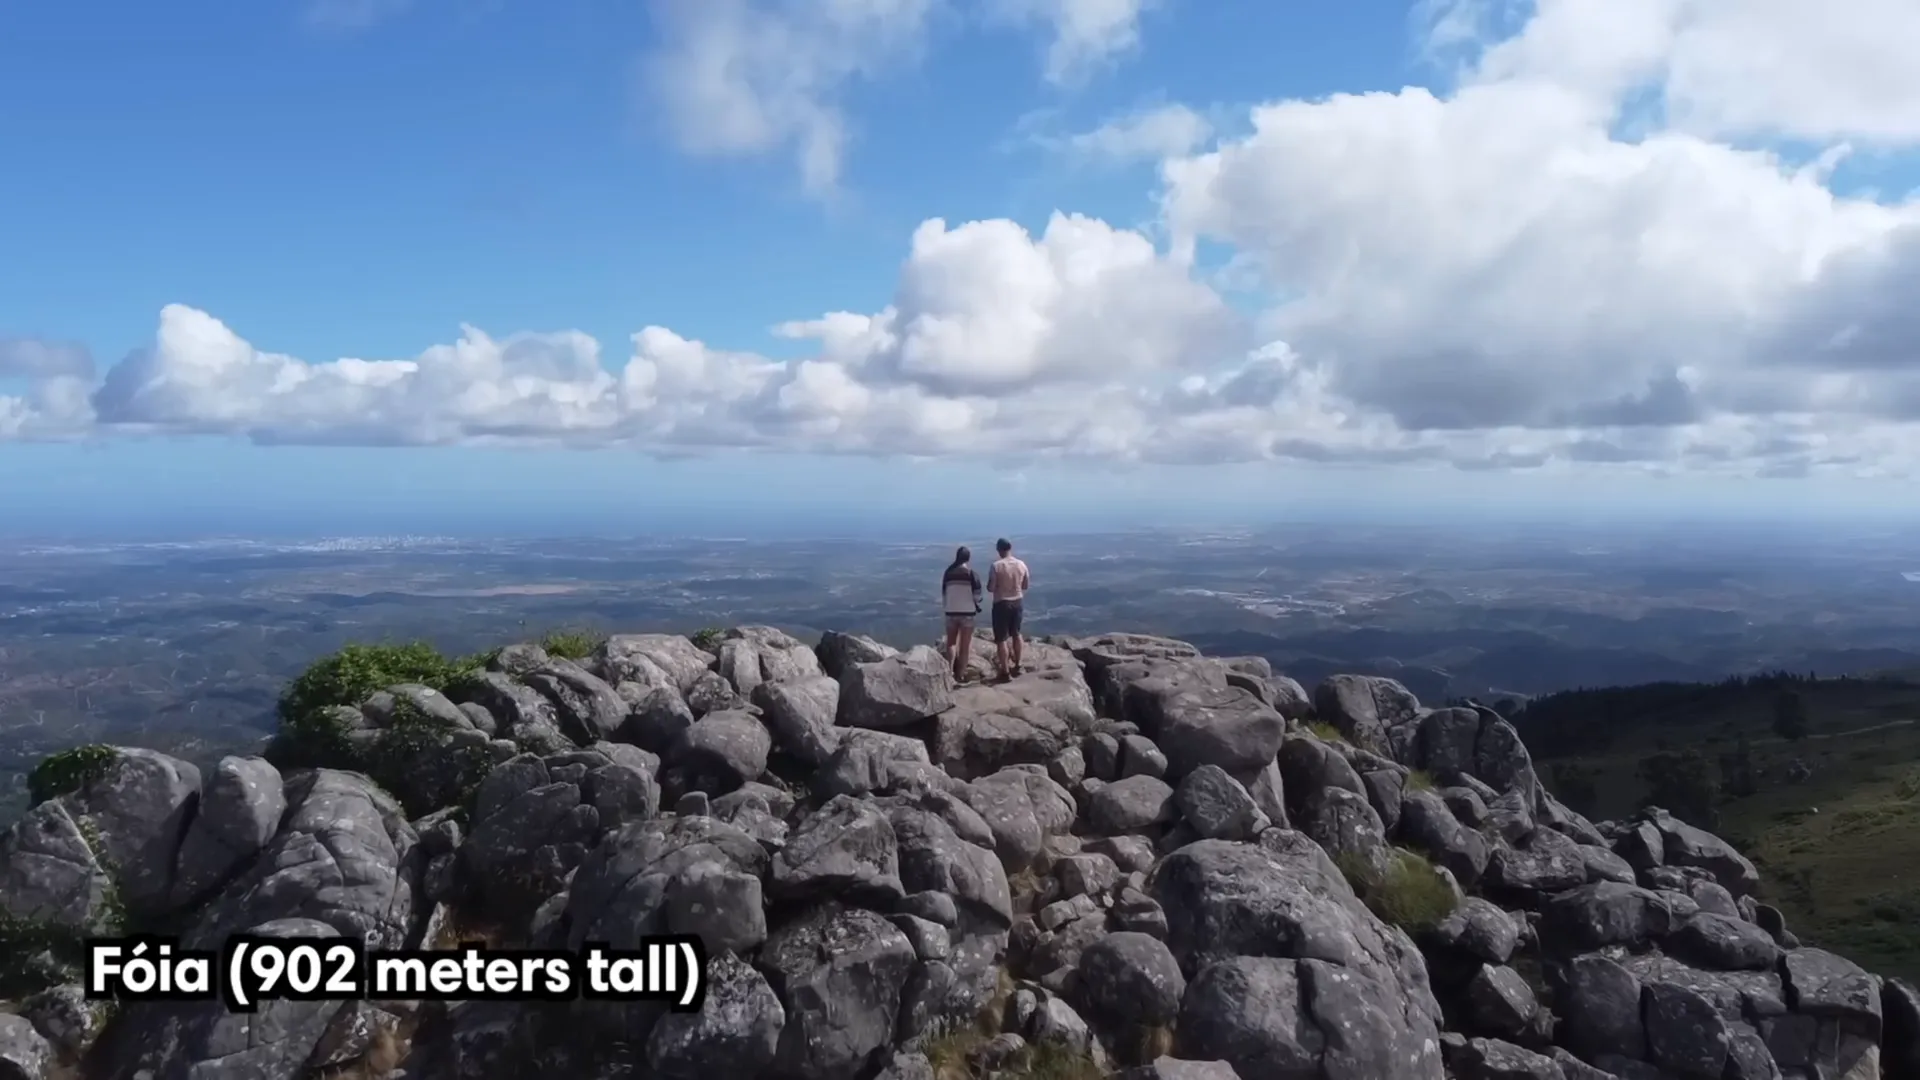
[942,563,984,616]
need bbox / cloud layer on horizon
[8,0,1920,479]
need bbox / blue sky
[3,0,1919,537]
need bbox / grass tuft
[1336,847,1459,933]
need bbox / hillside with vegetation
[1514,671,1920,982]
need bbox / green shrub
[1404,769,1437,793]
[27,743,119,806]
[1338,847,1459,933]
[274,641,478,768]
[538,628,605,660]
[690,626,726,651]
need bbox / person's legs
[943,615,959,659]
[955,622,975,681]
[1009,602,1025,674]
[991,602,1012,679]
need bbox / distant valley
[6,521,1920,817]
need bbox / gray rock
[668,710,772,794]
[1087,834,1158,874]
[1687,880,1739,919]
[963,768,1076,871]
[462,762,601,924]
[1550,1047,1623,1080]
[1120,733,1170,779]
[0,1014,53,1080]
[0,799,113,933]
[1176,954,1444,1080]
[1125,679,1287,779]
[1430,898,1520,965]
[1541,882,1674,951]
[170,755,286,909]
[933,707,1072,781]
[1361,769,1405,833]
[1084,733,1123,781]
[564,815,769,958]
[1175,765,1267,841]
[1299,785,1389,876]
[1088,774,1177,836]
[19,984,105,1062]
[1557,953,1646,1061]
[1783,947,1883,1034]
[751,675,842,767]
[1399,789,1492,888]
[1579,845,1638,885]
[1647,810,1760,898]
[815,630,898,680]
[58,747,201,917]
[1670,912,1779,971]
[101,772,417,1080]
[1724,1021,1779,1080]
[488,643,550,676]
[1467,965,1539,1037]
[686,670,746,716]
[1115,1058,1242,1080]
[1443,786,1492,828]
[1487,826,1589,899]
[364,682,472,729]
[1076,931,1187,1027]
[1266,676,1313,721]
[646,952,785,1078]
[618,683,697,754]
[1055,852,1121,899]
[1417,707,1484,782]
[815,729,939,799]
[837,650,955,730]
[667,861,768,954]
[453,672,572,753]
[883,797,1013,929]
[771,794,904,905]
[1313,674,1423,761]
[1645,981,1730,1079]
[1451,1037,1562,1080]
[761,904,916,1080]
[456,701,498,734]
[523,660,629,745]
[599,633,716,694]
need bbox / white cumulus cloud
[643,0,1162,191]
[1059,103,1213,163]
[18,0,1920,479]
[988,0,1159,85]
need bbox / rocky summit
[3,627,1918,1080]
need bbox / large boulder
[1122,680,1286,780]
[837,650,956,730]
[1154,835,1443,1078]
[760,904,917,1080]
[1313,675,1423,762]
[599,634,717,694]
[170,755,286,909]
[95,771,419,1079]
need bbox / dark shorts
[991,600,1023,644]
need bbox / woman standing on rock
[941,545,984,682]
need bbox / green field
[1523,676,1920,981]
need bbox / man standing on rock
[986,538,1030,681]
[941,545,984,682]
